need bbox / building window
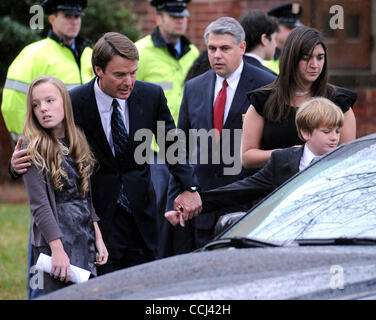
[322,14,335,38]
[347,14,360,39]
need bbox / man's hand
[174,191,202,222]
[11,137,31,175]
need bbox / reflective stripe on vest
[4,79,29,94]
[4,78,81,93]
[153,82,173,90]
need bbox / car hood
[41,245,376,300]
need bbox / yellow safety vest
[1,35,93,135]
[136,29,199,152]
[263,58,280,75]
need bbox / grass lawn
[0,203,30,300]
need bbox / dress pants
[97,204,155,275]
[149,151,170,258]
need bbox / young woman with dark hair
[241,26,357,169]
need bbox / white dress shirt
[213,60,244,125]
[244,52,264,64]
[94,79,130,155]
[299,144,319,171]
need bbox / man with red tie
[164,17,276,254]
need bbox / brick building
[1,0,375,181]
[133,0,376,138]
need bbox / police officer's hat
[268,2,303,27]
[150,0,191,17]
[42,0,87,16]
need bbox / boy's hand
[165,210,185,227]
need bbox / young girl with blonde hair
[22,75,108,295]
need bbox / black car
[43,133,376,300]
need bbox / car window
[221,137,376,243]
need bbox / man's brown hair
[92,32,139,75]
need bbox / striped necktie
[111,98,131,213]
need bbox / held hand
[93,222,108,266]
[164,210,185,227]
[174,191,202,221]
[11,137,31,175]
[95,238,109,266]
[49,239,71,283]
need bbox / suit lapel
[223,63,254,129]
[289,145,305,173]
[127,82,145,136]
[205,71,216,130]
[80,79,115,160]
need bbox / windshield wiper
[198,236,283,251]
[295,237,376,246]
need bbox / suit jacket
[167,62,276,231]
[69,78,199,255]
[243,55,277,76]
[201,145,305,212]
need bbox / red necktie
[213,79,228,141]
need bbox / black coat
[243,55,277,76]
[69,78,199,255]
[201,145,305,212]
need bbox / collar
[158,30,182,55]
[215,60,244,91]
[244,53,263,64]
[94,78,126,111]
[150,27,192,59]
[300,144,319,170]
[47,29,91,51]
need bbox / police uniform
[1,0,93,143]
[135,0,199,258]
[263,2,303,74]
[136,0,199,126]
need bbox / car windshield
[220,135,376,243]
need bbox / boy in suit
[166,96,345,226]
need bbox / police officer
[136,0,199,123]
[263,1,303,74]
[135,0,199,258]
[1,0,93,144]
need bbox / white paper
[36,253,91,283]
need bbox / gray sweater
[22,142,99,247]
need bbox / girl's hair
[295,97,344,140]
[262,26,335,122]
[23,75,96,196]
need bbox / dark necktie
[111,98,131,213]
[213,79,228,141]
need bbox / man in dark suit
[164,17,276,253]
[239,9,278,76]
[11,32,202,274]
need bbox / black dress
[31,153,96,293]
[247,87,357,150]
